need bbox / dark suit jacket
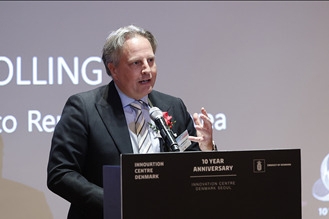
[47,80,200,219]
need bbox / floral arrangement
[162,111,175,129]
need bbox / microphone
[149,107,180,152]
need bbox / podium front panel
[118,149,301,219]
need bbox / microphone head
[149,107,163,120]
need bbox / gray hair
[102,25,158,76]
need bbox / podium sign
[104,149,301,218]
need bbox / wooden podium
[103,149,301,219]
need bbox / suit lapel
[149,92,172,113]
[95,81,133,154]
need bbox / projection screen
[1,1,329,218]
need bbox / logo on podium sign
[253,159,266,173]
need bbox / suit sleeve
[47,94,103,213]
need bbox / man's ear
[108,63,118,80]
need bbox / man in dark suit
[47,24,215,219]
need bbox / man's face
[109,35,157,100]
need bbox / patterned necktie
[130,100,152,153]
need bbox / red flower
[148,111,176,133]
[162,112,174,129]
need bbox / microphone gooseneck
[149,107,179,152]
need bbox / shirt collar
[114,83,149,108]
